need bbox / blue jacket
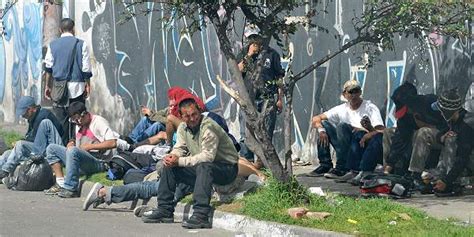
[25,108,64,144]
[45,36,92,82]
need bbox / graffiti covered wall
[1,0,472,156]
[0,0,42,122]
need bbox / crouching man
[44,101,129,197]
[141,98,238,229]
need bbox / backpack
[5,156,55,191]
[360,174,412,198]
[106,151,156,180]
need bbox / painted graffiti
[0,1,472,157]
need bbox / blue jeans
[1,119,62,173]
[45,144,105,191]
[107,180,160,204]
[128,117,165,144]
[317,121,352,171]
[346,132,383,171]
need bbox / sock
[56,177,65,187]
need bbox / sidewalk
[1,122,472,225]
[293,165,474,224]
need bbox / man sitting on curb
[140,98,239,229]
[44,101,129,197]
[0,96,64,179]
[305,80,384,179]
[409,89,474,196]
[82,110,264,213]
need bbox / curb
[82,181,351,237]
[174,203,350,237]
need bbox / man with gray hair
[44,18,92,142]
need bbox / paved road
[0,185,235,237]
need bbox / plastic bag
[300,128,318,164]
[5,156,54,191]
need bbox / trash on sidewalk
[287,207,309,219]
[347,219,358,224]
[397,213,411,221]
[306,211,331,220]
[308,187,326,196]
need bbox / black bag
[360,174,412,198]
[5,156,55,191]
[51,39,79,105]
[50,80,69,105]
[106,151,156,180]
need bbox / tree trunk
[218,58,290,182]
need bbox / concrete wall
[1,0,472,154]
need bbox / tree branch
[293,36,366,82]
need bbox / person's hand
[141,106,151,116]
[276,99,283,113]
[238,61,245,71]
[318,131,329,147]
[433,180,447,192]
[440,131,457,143]
[44,87,52,100]
[84,83,91,98]
[247,43,260,57]
[66,140,75,149]
[80,143,92,151]
[163,154,179,167]
[359,132,374,148]
[360,116,373,131]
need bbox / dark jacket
[440,110,474,185]
[25,107,64,143]
[386,94,445,168]
[238,46,284,100]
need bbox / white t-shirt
[324,100,384,130]
[75,114,124,158]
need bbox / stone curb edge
[174,202,351,237]
[81,181,350,237]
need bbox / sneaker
[182,215,212,229]
[58,188,80,198]
[349,171,370,186]
[134,205,153,217]
[303,166,331,177]
[142,209,174,223]
[83,182,105,211]
[335,171,358,183]
[323,168,346,179]
[44,183,62,195]
[0,170,9,179]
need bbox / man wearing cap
[44,101,129,197]
[237,33,285,167]
[44,18,92,143]
[0,96,64,179]
[305,80,385,180]
[409,89,474,195]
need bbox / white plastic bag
[300,128,318,164]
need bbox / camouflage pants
[409,127,474,176]
[382,127,396,166]
[408,127,442,173]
